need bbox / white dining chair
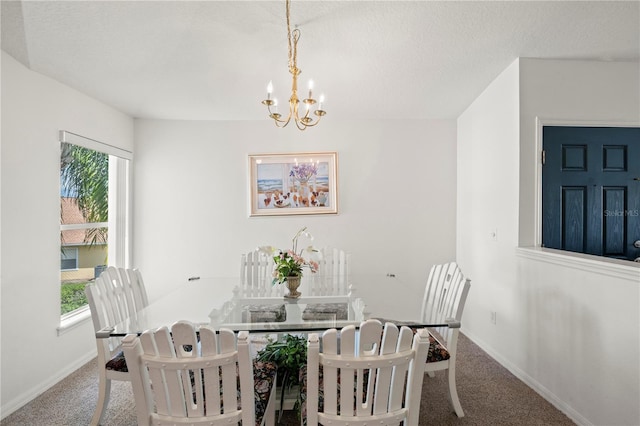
[85,266,148,425]
[420,261,471,417]
[301,319,429,425]
[122,320,278,426]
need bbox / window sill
[516,247,640,281]
[57,306,91,336]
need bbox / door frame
[534,117,640,249]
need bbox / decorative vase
[284,275,301,299]
[317,192,327,206]
[298,180,310,203]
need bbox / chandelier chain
[286,0,299,72]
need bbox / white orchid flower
[311,246,323,260]
[292,226,314,254]
[300,230,314,241]
[257,245,279,256]
[303,245,318,256]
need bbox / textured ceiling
[2,1,639,121]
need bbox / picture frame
[248,152,338,216]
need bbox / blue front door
[542,126,640,261]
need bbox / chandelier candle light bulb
[267,81,273,100]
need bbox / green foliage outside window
[61,281,89,315]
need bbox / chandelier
[261,0,326,130]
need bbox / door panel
[561,186,586,253]
[543,126,640,261]
[603,187,626,256]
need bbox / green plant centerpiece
[259,227,319,298]
[256,333,308,419]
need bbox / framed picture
[248,152,338,216]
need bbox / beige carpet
[1,333,575,425]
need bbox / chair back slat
[117,268,137,319]
[387,326,414,412]
[321,329,340,415]
[103,267,129,320]
[85,276,118,361]
[371,322,397,414]
[132,269,149,307]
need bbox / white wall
[457,57,521,356]
[458,58,640,426]
[133,118,458,320]
[0,52,134,417]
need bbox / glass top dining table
[100,276,444,338]
[103,276,356,338]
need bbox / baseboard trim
[461,330,593,426]
[0,351,96,420]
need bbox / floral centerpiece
[259,227,319,297]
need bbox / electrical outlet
[490,311,497,325]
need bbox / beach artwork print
[248,152,338,216]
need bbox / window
[60,247,79,270]
[59,131,131,317]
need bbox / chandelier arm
[270,104,293,127]
[272,115,290,127]
[300,116,322,128]
[294,114,311,130]
[274,114,292,127]
[265,102,290,127]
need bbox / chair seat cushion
[105,350,128,372]
[242,304,287,323]
[425,332,450,363]
[371,318,451,363]
[252,360,278,425]
[302,303,348,321]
